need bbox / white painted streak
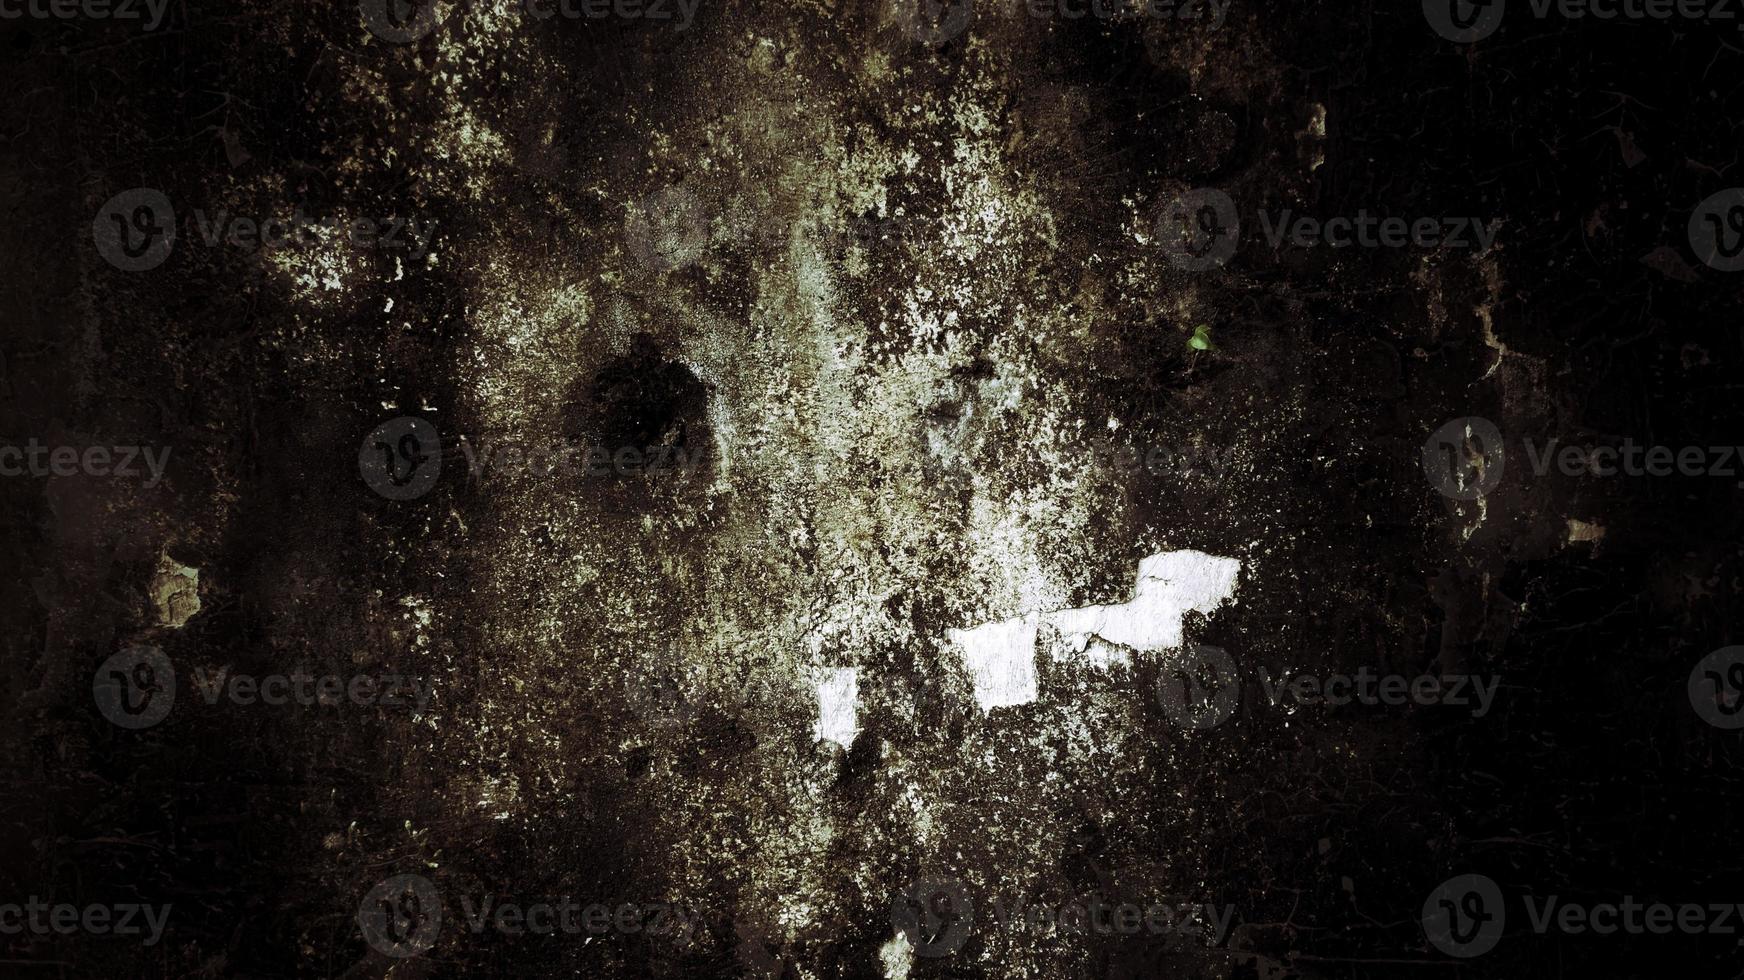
[813,667,860,747]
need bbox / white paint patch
[813,667,860,747]
[948,550,1242,709]
[879,931,913,979]
[1048,550,1242,664]
[947,613,1040,710]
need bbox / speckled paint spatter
[323,6,1294,975]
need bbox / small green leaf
[1188,325,1211,351]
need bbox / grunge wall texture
[3,0,1743,976]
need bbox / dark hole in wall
[563,332,712,478]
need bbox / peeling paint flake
[949,550,1242,710]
